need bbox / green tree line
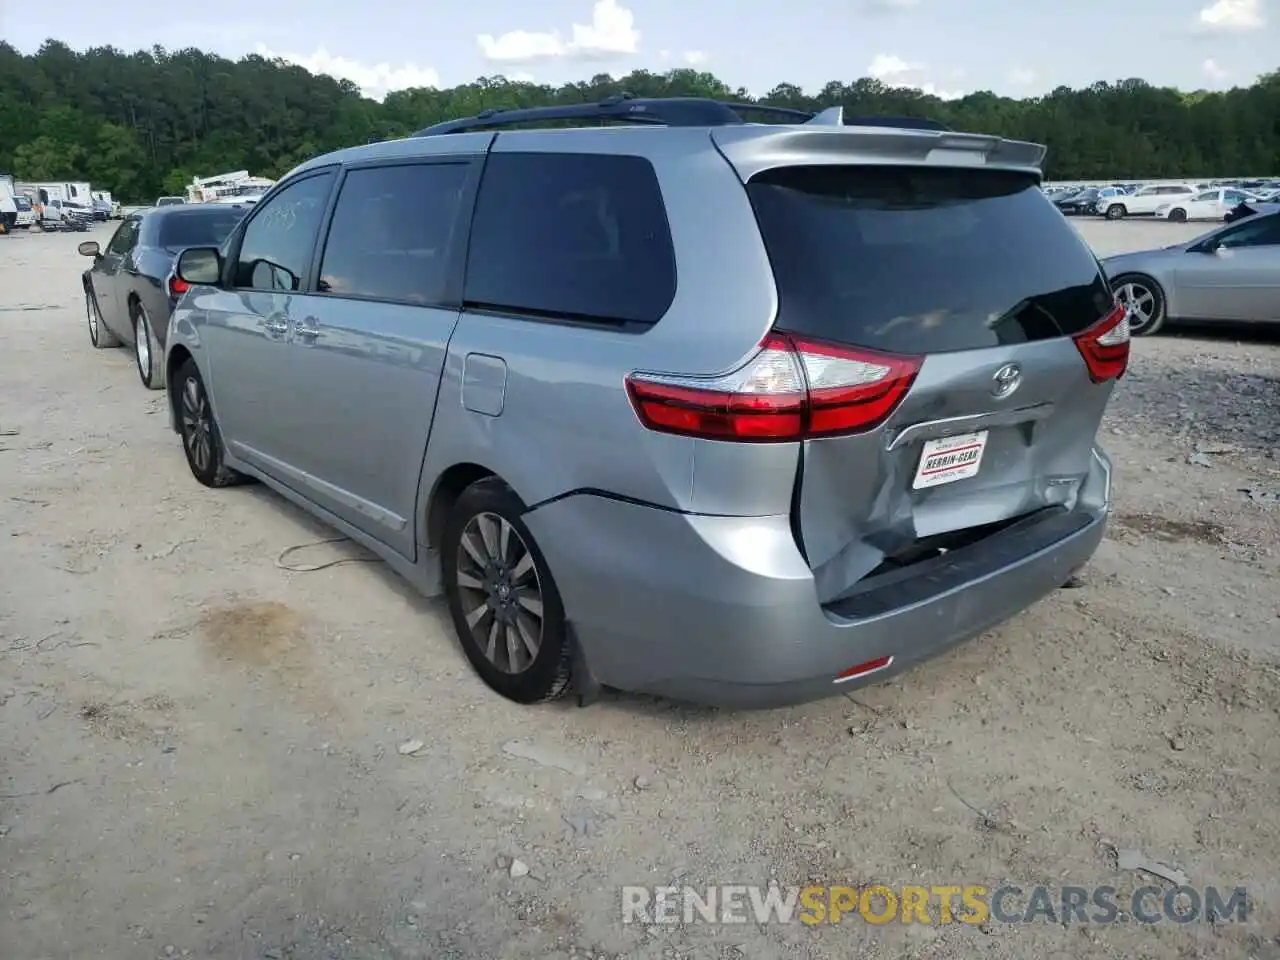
[2,39,1277,201]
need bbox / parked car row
[75,98,1135,709]
[1046,181,1280,222]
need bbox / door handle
[294,316,322,342]
[261,315,289,336]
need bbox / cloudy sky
[1,0,1273,101]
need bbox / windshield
[157,210,246,248]
[747,165,1113,355]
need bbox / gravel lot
[1,219,1278,960]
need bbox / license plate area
[912,431,988,490]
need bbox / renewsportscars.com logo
[622,884,1250,927]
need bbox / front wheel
[442,478,573,704]
[1111,273,1166,337]
[1168,207,1188,223]
[173,358,245,487]
[1105,204,1126,220]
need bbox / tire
[173,357,246,488]
[85,289,120,349]
[1110,273,1166,337]
[132,303,164,390]
[441,478,573,704]
[1105,204,1127,220]
[1168,207,1188,223]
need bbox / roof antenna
[805,106,844,126]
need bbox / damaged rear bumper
[525,447,1111,709]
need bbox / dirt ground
[1,218,1278,960]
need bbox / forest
[1,39,1278,201]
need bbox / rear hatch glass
[158,210,246,249]
[746,166,1113,355]
[746,165,1116,603]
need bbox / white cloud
[682,50,707,65]
[1197,0,1264,30]
[1007,67,1037,86]
[477,0,640,63]
[1202,58,1229,81]
[868,53,918,78]
[867,53,964,99]
[864,0,922,9]
[254,44,439,99]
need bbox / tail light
[625,332,921,442]
[1073,302,1130,383]
[168,274,190,298]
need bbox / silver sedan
[1100,207,1280,335]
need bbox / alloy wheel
[180,376,214,474]
[86,294,98,343]
[455,511,544,675]
[1115,281,1157,334]
[135,312,151,380]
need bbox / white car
[1090,186,1128,214]
[1098,183,1201,219]
[1155,188,1257,222]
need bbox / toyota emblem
[991,363,1022,399]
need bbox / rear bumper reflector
[834,655,894,683]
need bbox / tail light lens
[1073,302,1130,383]
[168,274,190,298]
[625,332,921,442]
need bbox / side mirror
[78,240,100,258]
[176,247,223,286]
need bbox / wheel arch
[165,344,195,430]
[425,462,502,550]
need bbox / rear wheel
[1104,204,1126,220]
[1111,273,1166,337]
[1168,207,1188,223]
[174,358,245,487]
[86,289,120,349]
[133,304,163,390]
[442,478,572,704]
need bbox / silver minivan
[164,98,1126,708]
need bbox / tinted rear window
[158,210,246,248]
[464,152,676,326]
[747,166,1112,355]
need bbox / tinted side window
[464,152,676,326]
[1220,213,1280,248]
[318,162,469,305]
[106,219,139,255]
[232,173,334,292]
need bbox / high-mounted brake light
[1073,302,1130,383]
[625,332,921,442]
[168,274,190,298]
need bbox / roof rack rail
[409,95,950,137]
